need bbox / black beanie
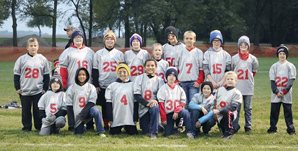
[71,30,84,43]
[50,73,62,91]
[165,67,178,81]
[164,26,178,38]
[276,44,289,58]
[200,81,213,93]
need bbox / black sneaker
[267,128,277,134]
[245,128,252,133]
[104,125,109,131]
[288,131,296,135]
[150,133,158,139]
[222,134,233,139]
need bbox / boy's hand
[202,107,208,115]
[193,82,200,88]
[162,121,167,126]
[277,91,283,98]
[42,90,46,94]
[213,109,219,115]
[108,121,113,125]
[16,89,22,94]
[96,87,101,93]
[172,113,179,120]
[147,100,158,107]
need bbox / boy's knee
[56,118,66,128]
[150,105,159,113]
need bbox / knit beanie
[104,30,116,42]
[164,26,178,38]
[116,62,130,76]
[200,81,214,93]
[238,35,250,49]
[210,30,223,44]
[50,73,62,90]
[130,33,143,46]
[165,67,178,81]
[71,30,84,43]
[276,44,289,58]
[53,59,59,67]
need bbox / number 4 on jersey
[121,95,128,105]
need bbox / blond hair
[152,43,162,51]
[26,38,39,47]
[224,71,237,81]
[183,31,196,39]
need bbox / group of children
[13,26,296,139]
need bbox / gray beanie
[238,36,250,49]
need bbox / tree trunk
[143,24,147,47]
[38,26,41,37]
[88,0,93,46]
[52,0,57,47]
[124,14,130,48]
[12,0,17,47]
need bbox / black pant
[269,102,295,133]
[110,125,138,135]
[96,88,107,122]
[218,110,235,137]
[20,93,42,130]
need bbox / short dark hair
[144,58,157,67]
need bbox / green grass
[1,58,298,150]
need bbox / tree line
[1,0,298,47]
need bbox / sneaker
[178,118,184,132]
[187,133,194,139]
[222,135,233,139]
[245,128,251,134]
[104,125,109,131]
[98,133,106,137]
[267,128,277,134]
[150,133,158,139]
[288,132,296,135]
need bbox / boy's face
[202,85,211,98]
[152,46,163,59]
[118,68,129,82]
[212,39,221,49]
[278,52,287,61]
[145,61,157,75]
[105,37,115,49]
[67,30,73,38]
[167,74,176,83]
[239,42,249,53]
[27,41,39,56]
[167,34,178,45]
[132,39,141,50]
[78,70,87,84]
[183,33,196,48]
[73,35,83,47]
[51,81,60,92]
[225,74,237,87]
[55,63,60,68]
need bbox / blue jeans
[233,95,252,131]
[180,81,199,109]
[164,109,192,136]
[191,110,216,134]
[139,105,160,134]
[75,107,105,134]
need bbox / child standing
[38,73,67,135]
[213,71,242,139]
[162,26,185,67]
[105,63,138,135]
[152,43,169,82]
[267,44,296,135]
[66,68,106,136]
[175,31,204,108]
[203,30,231,91]
[134,59,164,138]
[188,81,216,136]
[93,30,125,130]
[157,67,194,138]
[14,38,50,131]
[231,36,259,133]
[124,33,151,82]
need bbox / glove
[47,114,57,123]
[42,118,51,125]
[78,113,92,123]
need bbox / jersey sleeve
[105,84,112,103]
[13,57,22,75]
[93,52,100,70]
[59,49,69,68]
[179,86,187,104]
[252,56,259,72]
[225,51,232,70]
[133,75,143,95]
[60,93,67,111]
[157,87,166,103]
[203,51,210,76]
[269,64,276,81]
[289,63,297,80]
[65,86,74,106]
[198,49,204,70]
[42,56,50,75]
[231,56,236,71]
[232,90,243,105]
[88,85,97,104]
[38,93,47,110]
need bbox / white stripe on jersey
[203,48,231,83]
[162,43,185,66]
[155,59,169,82]
[14,54,50,96]
[157,84,186,114]
[38,91,66,117]
[269,61,296,104]
[232,54,259,95]
[124,49,151,82]
[134,74,164,118]
[59,46,94,87]
[93,48,124,88]
[105,81,136,127]
[65,83,97,128]
[175,47,204,82]
[215,87,242,122]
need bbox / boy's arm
[55,110,67,117]
[195,70,205,86]
[159,102,167,122]
[134,94,149,107]
[282,79,295,95]
[189,101,202,110]
[13,74,21,91]
[67,106,75,129]
[42,74,50,92]
[60,67,68,88]
[106,102,113,122]
[92,69,100,87]
[133,102,139,122]
[39,110,46,119]
[79,102,95,119]
[271,80,279,94]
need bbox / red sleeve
[196,70,205,85]
[60,67,68,88]
[174,102,185,113]
[253,72,256,77]
[282,89,288,95]
[159,102,167,122]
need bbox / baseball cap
[64,25,75,31]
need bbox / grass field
[0,58,298,150]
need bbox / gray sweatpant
[40,116,66,135]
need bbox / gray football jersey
[105,81,136,127]
[124,49,151,82]
[155,59,169,82]
[134,74,164,118]
[175,47,204,82]
[59,46,94,87]
[232,54,259,95]
[157,84,186,114]
[190,93,215,111]
[65,83,97,128]
[215,87,242,122]
[162,43,185,66]
[269,61,296,104]
[203,48,231,83]
[38,91,66,117]
[93,48,125,88]
[14,54,50,96]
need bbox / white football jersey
[155,59,169,82]
[162,42,185,66]
[190,93,215,111]
[38,91,66,117]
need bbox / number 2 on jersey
[237,69,248,80]
[25,68,39,79]
[103,61,117,72]
[276,77,288,87]
[131,65,143,76]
